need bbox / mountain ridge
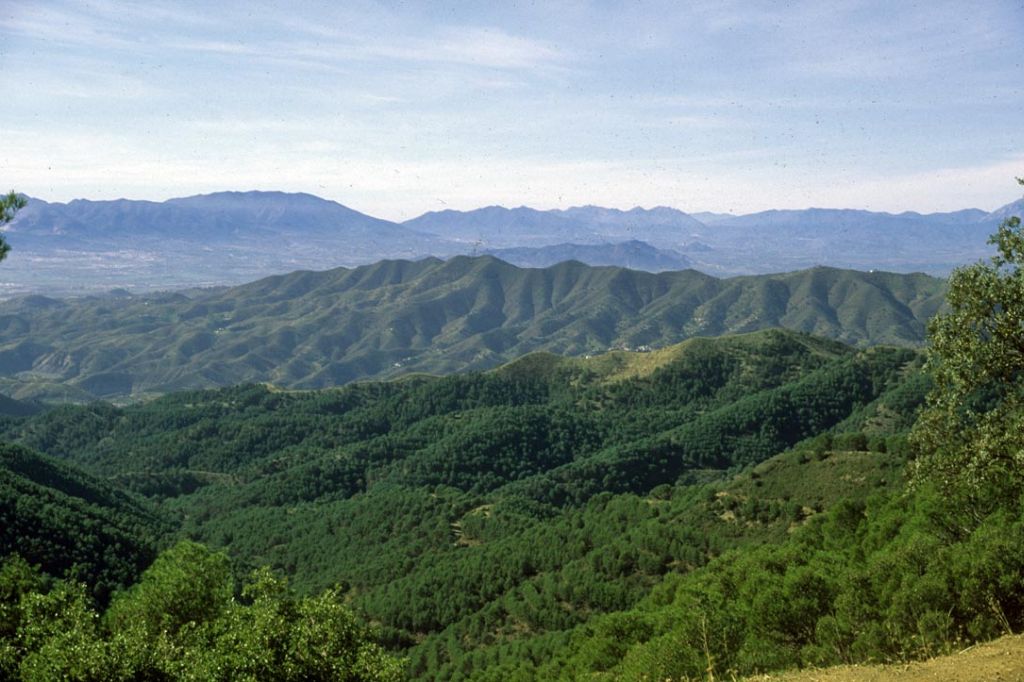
[0,256,945,401]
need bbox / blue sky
[2,0,1022,219]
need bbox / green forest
[0,257,944,402]
[1,211,1023,679]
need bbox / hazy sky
[2,0,1022,219]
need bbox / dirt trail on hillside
[745,634,1024,681]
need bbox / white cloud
[14,65,163,101]
[0,4,137,50]
[165,39,260,56]
[288,26,568,72]
[399,26,566,70]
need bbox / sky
[1,0,1022,220]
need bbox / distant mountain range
[1,190,1019,296]
[404,204,708,248]
[0,256,944,401]
[11,191,411,242]
[2,191,447,297]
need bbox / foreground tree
[0,190,26,262]
[1,542,404,680]
[911,178,1024,515]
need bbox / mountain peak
[166,190,346,210]
[985,197,1024,223]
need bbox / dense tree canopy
[0,329,931,679]
[912,178,1024,511]
[0,542,404,680]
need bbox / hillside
[0,330,928,675]
[1,321,1021,680]
[0,442,167,603]
[0,257,945,400]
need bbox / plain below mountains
[0,256,945,401]
[2,190,1019,296]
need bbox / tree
[0,190,26,262]
[911,178,1024,514]
[105,540,233,638]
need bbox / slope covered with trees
[0,298,1019,678]
[0,329,933,678]
[0,442,168,604]
[0,257,944,401]
[403,189,1024,680]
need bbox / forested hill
[0,328,928,679]
[2,322,1022,679]
[0,442,167,603]
[0,256,944,400]
[0,327,929,659]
